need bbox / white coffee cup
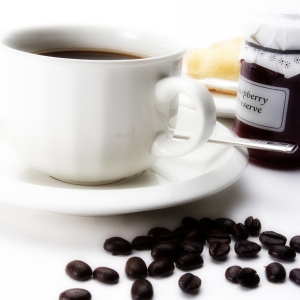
[0,25,216,185]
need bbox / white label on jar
[235,75,290,132]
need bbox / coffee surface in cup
[37,49,145,60]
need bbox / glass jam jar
[233,13,300,168]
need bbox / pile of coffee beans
[59,216,300,299]
[59,260,120,300]
[225,266,260,287]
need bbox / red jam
[233,60,300,168]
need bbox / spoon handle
[173,130,298,154]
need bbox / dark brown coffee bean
[181,217,199,228]
[131,279,153,300]
[125,257,148,279]
[289,268,300,285]
[209,241,230,260]
[148,258,174,277]
[244,216,261,236]
[268,245,296,261]
[225,265,242,283]
[236,267,260,287]
[199,217,225,233]
[183,228,206,244]
[156,233,179,243]
[179,239,204,254]
[104,237,132,255]
[290,235,300,252]
[207,231,231,244]
[259,231,287,247]
[65,260,92,281]
[173,226,190,239]
[93,267,119,284]
[151,241,181,261]
[59,288,91,300]
[132,236,156,251]
[178,273,201,294]
[265,262,286,282]
[215,218,236,234]
[234,240,261,258]
[148,227,171,239]
[231,223,249,241]
[175,253,204,270]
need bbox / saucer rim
[0,120,248,216]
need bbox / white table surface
[0,0,300,299]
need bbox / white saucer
[0,107,248,216]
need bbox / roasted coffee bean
[289,268,300,285]
[199,217,225,233]
[244,216,261,236]
[148,227,171,239]
[231,223,249,241]
[132,236,156,251]
[148,258,174,277]
[236,267,260,287]
[173,226,190,239]
[156,232,179,243]
[59,288,91,300]
[131,279,153,300]
[290,235,300,253]
[179,239,204,254]
[268,245,296,261]
[215,218,236,234]
[178,273,201,294]
[225,265,242,283]
[181,217,199,228]
[259,231,287,247]
[234,240,261,258]
[125,257,148,279]
[151,241,181,261]
[104,237,132,255]
[175,253,204,270]
[93,267,119,284]
[207,231,231,244]
[265,262,286,282]
[65,260,92,281]
[183,228,206,244]
[209,241,230,260]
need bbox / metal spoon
[173,130,298,154]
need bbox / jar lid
[241,13,300,78]
[244,13,300,51]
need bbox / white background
[1,0,300,300]
[0,0,245,45]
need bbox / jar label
[235,76,290,132]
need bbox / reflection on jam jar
[233,13,300,168]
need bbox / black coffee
[37,49,145,60]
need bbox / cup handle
[151,77,216,158]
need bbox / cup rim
[0,25,187,65]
